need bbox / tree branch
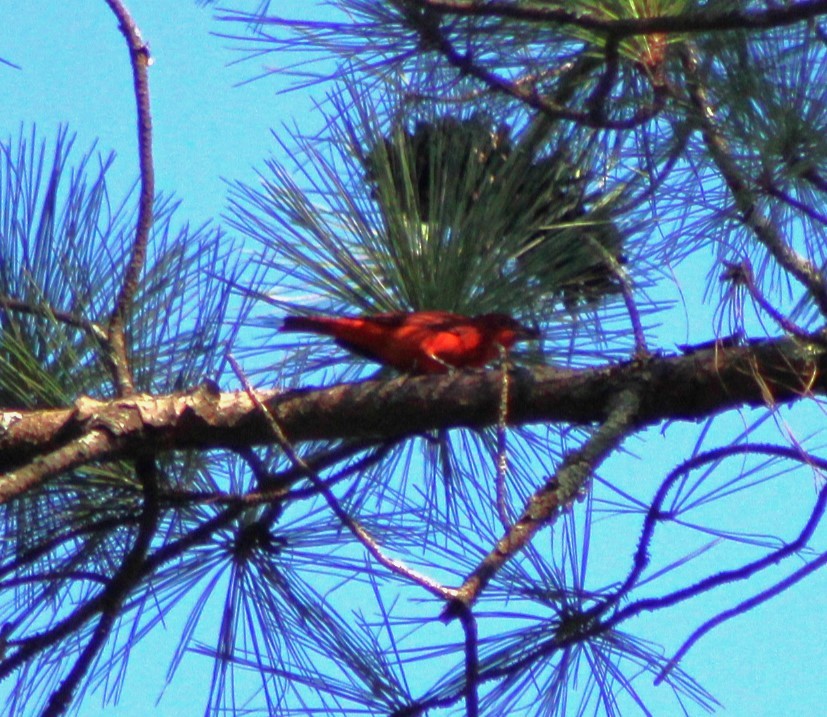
[103,0,155,397]
[0,295,107,341]
[444,388,640,616]
[681,44,827,316]
[2,336,826,502]
[591,443,827,620]
[416,0,827,36]
[602,471,827,673]
[456,605,479,717]
[657,539,827,684]
[405,3,664,129]
[42,457,160,716]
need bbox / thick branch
[1,336,825,502]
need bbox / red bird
[280,310,539,374]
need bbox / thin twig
[42,457,159,717]
[600,450,827,642]
[681,43,827,317]
[495,346,512,530]
[0,295,107,341]
[445,388,640,617]
[456,605,479,717]
[618,269,649,358]
[720,260,814,341]
[228,356,455,600]
[656,536,827,684]
[591,442,827,619]
[103,0,155,396]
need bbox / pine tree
[3,1,827,715]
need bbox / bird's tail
[280,315,339,336]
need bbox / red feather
[280,310,539,374]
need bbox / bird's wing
[332,337,386,364]
[368,310,463,330]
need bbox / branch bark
[1,336,824,503]
[445,387,640,615]
[103,0,155,397]
[417,0,827,36]
[681,45,827,316]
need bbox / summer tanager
[280,310,539,374]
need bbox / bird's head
[476,313,541,347]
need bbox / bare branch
[445,388,640,615]
[103,0,155,396]
[0,295,107,341]
[593,443,827,619]
[657,538,827,684]
[229,356,455,601]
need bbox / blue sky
[3,2,827,716]
[1,0,316,226]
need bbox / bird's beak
[517,323,541,340]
